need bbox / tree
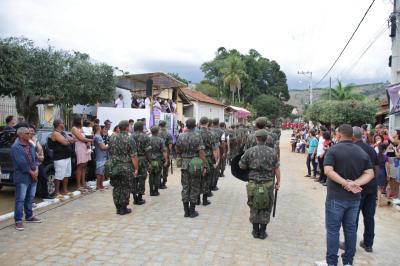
[305,100,377,126]
[220,54,247,104]
[322,80,365,101]
[252,94,293,121]
[195,80,219,98]
[168,72,189,85]
[0,37,116,125]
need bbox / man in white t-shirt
[114,94,124,108]
[144,97,151,109]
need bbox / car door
[0,130,16,184]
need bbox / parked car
[0,128,95,196]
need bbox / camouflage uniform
[176,129,205,204]
[199,126,219,196]
[132,130,152,196]
[210,126,224,189]
[239,135,279,226]
[227,127,239,162]
[108,131,137,208]
[219,124,228,177]
[149,134,166,193]
[159,127,173,186]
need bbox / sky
[0,0,395,89]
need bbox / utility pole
[389,0,400,131]
[297,71,313,104]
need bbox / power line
[315,0,376,86]
[340,21,387,79]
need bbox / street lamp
[297,71,313,105]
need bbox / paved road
[0,130,399,265]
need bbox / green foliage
[168,72,189,85]
[321,80,365,101]
[195,80,219,98]
[305,100,377,126]
[0,37,116,124]
[220,54,247,103]
[252,94,293,120]
[201,48,290,106]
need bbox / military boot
[195,195,201,205]
[119,206,132,215]
[189,202,199,218]
[183,202,190,217]
[154,187,160,196]
[258,224,268,239]
[202,194,211,206]
[115,204,121,214]
[134,194,146,205]
[252,223,259,238]
[207,191,213,197]
[150,187,155,196]
[160,180,167,189]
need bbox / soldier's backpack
[104,159,120,179]
[188,157,203,177]
[247,182,273,210]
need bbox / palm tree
[324,80,364,101]
[220,54,247,104]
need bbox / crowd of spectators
[114,94,176,113]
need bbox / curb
[0,180,111,222]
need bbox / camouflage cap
[200,116,209,125]
[185,118,196,128]
[118,120,129,130]
[151,125,159,134]
[159,120,166,127]
[212,118,219,125]
[255,129,268,137]
[255,117,267,129]
[134,121,144,131]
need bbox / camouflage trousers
[161,159,169,183]
[211,162,220,188]
[181,169,200,203]
[200,157,212,194]
[111,176,132,207]
[132,158,148,195]
[149,160,162,189]
[246,180,274,225]
[220,155,226,175]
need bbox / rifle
[170,158,173,174]
[272,188,278,218]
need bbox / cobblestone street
[0,131,399,266]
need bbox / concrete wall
[188,102,224,123]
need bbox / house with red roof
[181,87,225,123]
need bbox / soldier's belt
[249,177,274,183]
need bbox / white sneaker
[314,261,327,266]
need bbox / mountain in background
[288,82,388,114]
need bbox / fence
[0,97,18,125]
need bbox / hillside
[288,82,387,113]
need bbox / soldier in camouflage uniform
[199,117,220,206]
[227,125,238,164]
[108,120,139,215]
[132,121,152,205]
[243,117,275,151]
[176,118,207,218]
[239,129,281,239]
[210,118,225,191]
[149,126,168,196]
[158,120,173,189]
[219,122,228,177]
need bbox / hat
[186,118,196,128]
[104,119,112,124]
[134,121,144,131]
[212,118,219,125]
[118,120,129,128]
[151,125,159,134]
[200,116,209,125]
[159,120,166,127]
[255,129,268,137]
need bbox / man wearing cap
[199,117,220,205]
[210,118,225,191]
[108,120,139,215]
[244,117,268,152]
[176,118,207,218]
[132,121,152,205]
[158,120,173,189]
[219,122,228,177]
[149,126,168,196]
[239,129,280,239]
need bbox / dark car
[0,128,95,196]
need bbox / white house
[181,88,225,123]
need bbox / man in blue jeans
[11,127,42,231]
[318,124,374,266]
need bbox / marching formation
[105,116,282,240]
